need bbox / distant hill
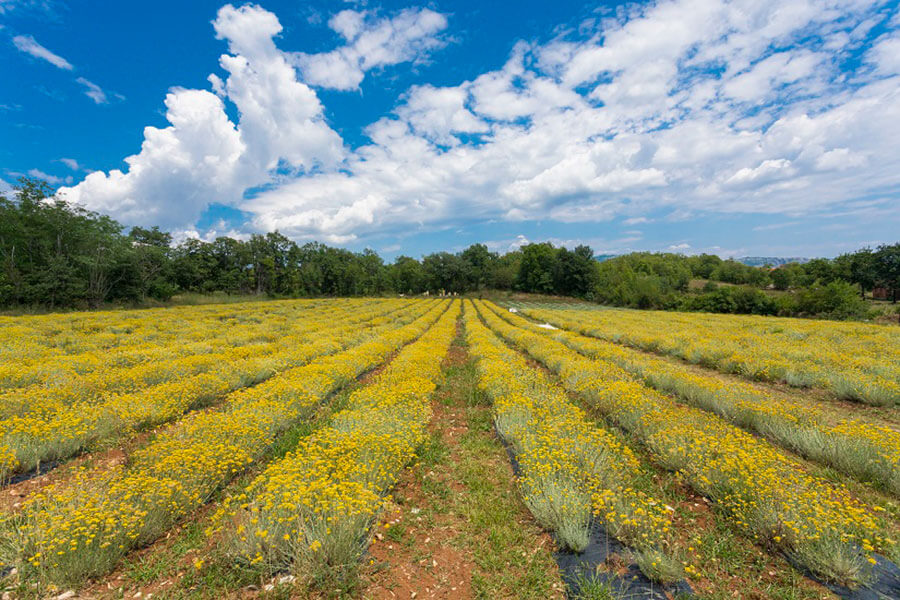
[737,256,809,267]
[593,254,810,266]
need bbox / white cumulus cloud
[293,7,448,90]
[59,3,344,229]
[59,88,245,225]
[58,0,900,245]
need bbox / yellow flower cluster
[0,299,410,480]
[0,298,335,389]
[1,299,446,587]
[465,302,675,575]
[212,301,460,577]
[517,307,900,497]
[508,303,900,406]
[478,301,896,586]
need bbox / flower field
[0,297,899,599]
[513,306,900,496]
[0,299,411,480]
[506,302,900,405]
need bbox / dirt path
[361,321,564,600]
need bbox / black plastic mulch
[782,551,900,600]
[3,459,62,487]
[496,427,693,599]
[557,519,693,599]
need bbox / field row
[0,299,413,481]
[209,300,460,585]
[1,299,447,586]
[510,306,900,496]
[464,303,681,582]
[0,298,347,388]
[476,300,897,588]
[1,297,898,598]
[508,303,900,405]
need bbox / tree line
[0,178,597,308]
[595,248,900,319]
[1,177,898,321]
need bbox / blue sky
[2,0,900,260]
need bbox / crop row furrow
[514,306,900,497]
[477,300,896,587]
[0,301,394,420]
[465,302,681,583]
[0,300,416,481]
[509,304,900,406]
[0,299,448,586]
[0,298,346,391]
[0,299,386,420]
[208,301,460,588]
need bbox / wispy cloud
[76,77,107,104]
[0,1,58,17]
[25,168,72,185]
[752,221,802,232]
[35,84,65,101]
[12,34,72,70]
[13,31,117,106]
[58,158,81,171]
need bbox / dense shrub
[789,281,873,320]
[681,286,777,315]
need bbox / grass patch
[570,574,628,600]
[370,321,563,599]
[450,365,562,598]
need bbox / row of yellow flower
[0,299,385,421]
[208,301,459,583]
[0,300,446,587]
[0,298,290,365]
[465,302,680,582]
[510,304,900,406]
[478,301,896,586]
[0,298,343,391]
[515,306,900,497]
[0,300,411,481]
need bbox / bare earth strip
[361,318,565,600]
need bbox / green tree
[460,243,496,291]
[129,226,175,300]
[516,243,557,293]
[488,251,521,289]
[686,253,723,279]
[794,280,870,318]
[173,239,217,293]
[553,245,598,298]
[389,256,425,294]
[798,258,838,286]
[770,267,793,291]
[875,243,900,303]
[422,252,467,293]
[835,248,876,298]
